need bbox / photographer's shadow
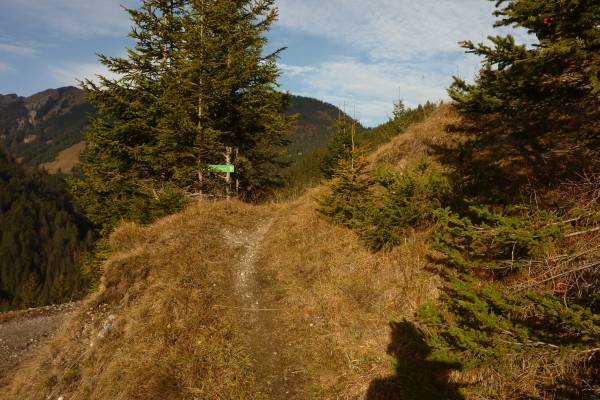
[366,321,464,400]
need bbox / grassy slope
[370,103,460,169]
[0,107,457,399]
[365,104,600,399]
[40,141,86,174]
[2,202,270,399]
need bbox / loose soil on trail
[0,303,77,385]
[223,218,309,398]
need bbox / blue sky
[0,0,527,126]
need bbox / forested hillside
[286,95,352,157]
[282,97,437,196]
[0,152,94,311]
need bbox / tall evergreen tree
[177,0,293,199]
[71,0,292,231]
[318,146,373,230]
[70,0,188,232]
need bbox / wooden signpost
[200,147,238,199]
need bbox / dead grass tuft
[370,103,462,170]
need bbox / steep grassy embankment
[0,199,440,399]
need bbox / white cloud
[286,57,450,126]
[0,43,37,57]
[280,53,485,126]
[50,62,120,87]
[277,0,530,62]
[5,0,137,37]
[276,0,532,125]
[279,63,318,77]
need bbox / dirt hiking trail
[0,303,77,385]
[223,217,306,398]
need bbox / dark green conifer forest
[0,152,94,311]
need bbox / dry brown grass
[0,193,442,399]
[0,201,276,400]
[369,103,461,170]
[257,189,440,399]
[455,350,600,400]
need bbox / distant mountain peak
[0,86,92,166]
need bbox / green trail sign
[208,164,235,173]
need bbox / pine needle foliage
[421,204,600,386]
[413,4,600,395]
[69,0,190,232]
[318,147,373,230]
[362,160,451,250]
[319,158,453,251]
[417,275,600,369]
[321,114,355,179]
[433,205,565,274]
[449,0,600,116]
[179,0,293,199]
[70,0,293,232]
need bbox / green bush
[318,149,373,230]
[362,160,451,250]
[319,157,451,250]
[418,275,600,370]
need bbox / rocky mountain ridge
[0,87,92,166]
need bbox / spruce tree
[177,0,293,199]
[318,149,372,230]
[71,0,293,231]
[449,0,600,116]
[319,120,372,229]
[321,114,354,178]
[411,1,600,396]
[70,0,188,232]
